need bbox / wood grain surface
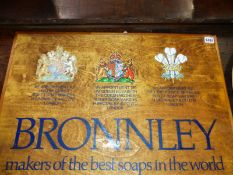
[0,32,232,110]
[0,32,232,174]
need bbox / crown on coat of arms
[110,52,122,60]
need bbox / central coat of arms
[96,52,135,83]
[154,47,188,83]
[36,46,77,82]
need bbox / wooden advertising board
[0,32,232,175]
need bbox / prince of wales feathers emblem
[154,47,188,83]
[36,46,77,82]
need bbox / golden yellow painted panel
[0,32,232,175]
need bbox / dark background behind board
[0,0,232,110]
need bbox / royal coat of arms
[36,46,77,82]
[155,47,188,83]
[96,52,135,83]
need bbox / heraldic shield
[36,46,77,82]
